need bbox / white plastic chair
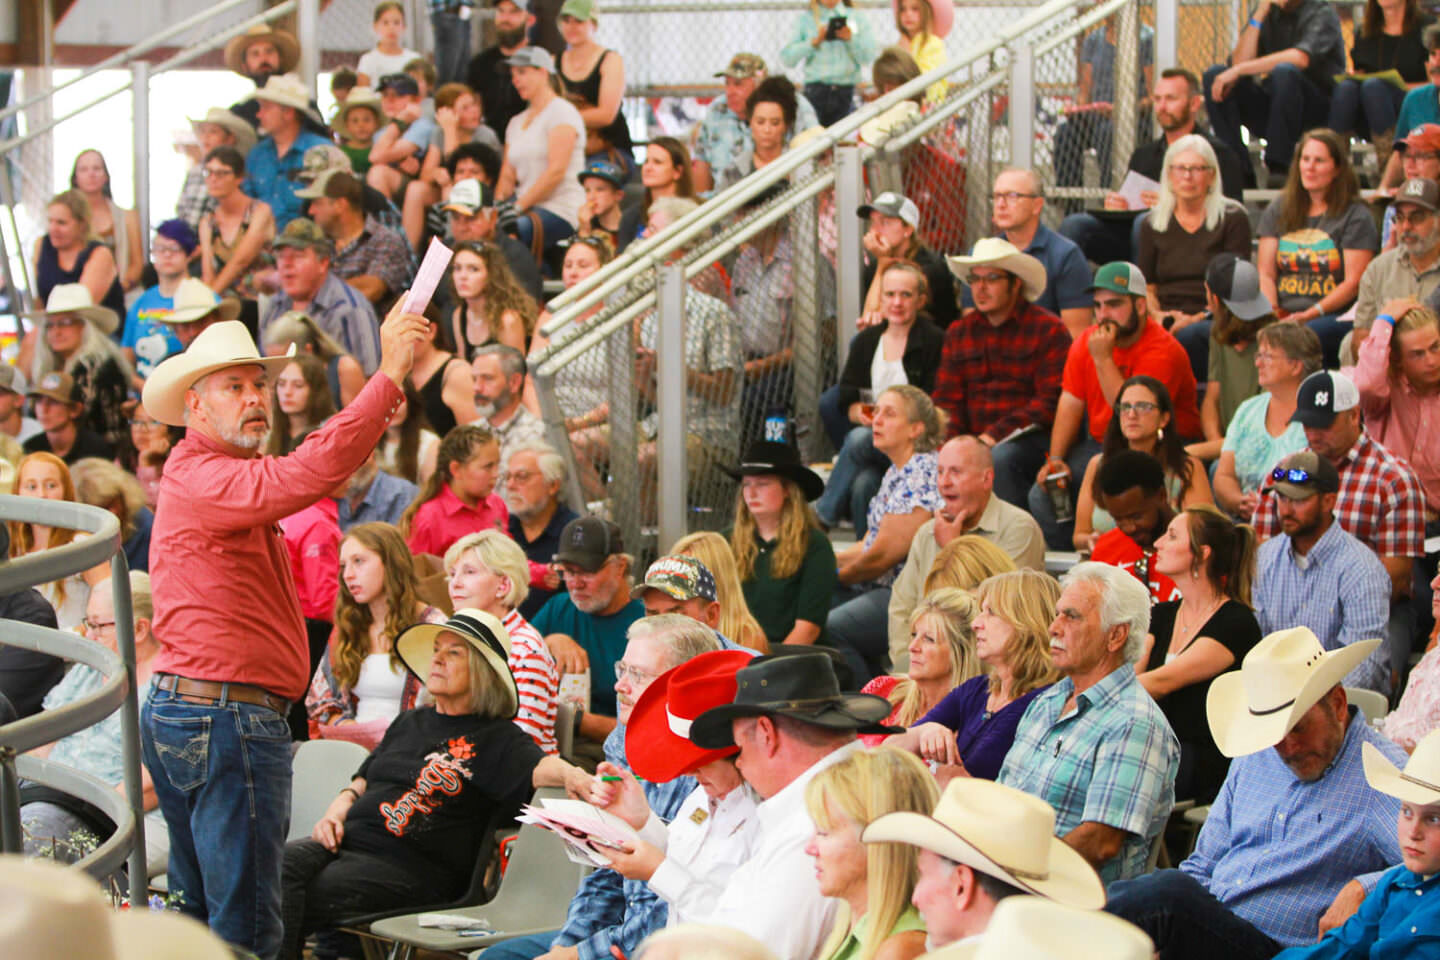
[1345,686,1390,723]
[288,739,371,842]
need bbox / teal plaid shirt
[779,9,876,86]
[998,665,1179,885]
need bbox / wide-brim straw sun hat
[395,608,518,718]
[224,23,300,76]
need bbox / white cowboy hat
[28,283,119,336]
[394,609,519,718]
[947,237,1048,304]
[924,895,1151,960]
[859,101,920,148]
[1206,626,1381,759]
[250,74,323,127]
[0,855,232,960]
[334,86,383,130]
[162,277,242,326]
[142,320,294,427]
[223,23,301,76]
[1364,729,1440,806]
[188,106,257,156]
[863,779,1105,909]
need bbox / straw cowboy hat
[187,106,257,156]
[1206,626,1381,759]
[0,855,233,960]
[947,238,1048,304]
[250,75,323,128]
[626,649,755,782]
[395,608,519,718]
[334,86,383,130]
[224,23,300,76]
[141,320,295,427]
[28,283,118,336]
[162,277,242,326]
[926,895,1152,960]
[863,779,1105,910]
[1364,729,1440,807]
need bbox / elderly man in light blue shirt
[691,53,820,195]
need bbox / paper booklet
[518,797,640,867]
[1115,170,1162,211]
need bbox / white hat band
[666,707,693,739]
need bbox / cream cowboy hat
[395,609,519,718]
[142,320,295,426]
[187,106,257,156]
[28,283,119,336]
[334,86,383,130]
[926,896,1152,960]
[224,23,301,76]
[0,855,233,960]
[1364,729,1440,806]
[863,779,1105,909]
[947,238,1048,304]
[250,74,323,127]
[1206,626,1381,759]
[162,277,242,326]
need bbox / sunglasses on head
[1271,467,1312,484]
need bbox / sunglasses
[1271,467,1313,484]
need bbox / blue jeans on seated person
[1174,318,1213,389]
[474,930,560,959]
[507,207,575,255]
[1105,870,1281,960]
[826,585,892,687]
[991,429,1050,510]
[1026,434,1102,550]
[142,685,294,959]
[1058,209,1145,266]
[1305,311,1350,371]
[1329,76,1405,141]
[1203,62,1329,177]
[819,383,851,452]
[815,425,888,534]
[804,82,856,128]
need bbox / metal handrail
[1032,0,1136,59]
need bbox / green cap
[272,217,334,257]
[1086,262,1147,297]
[559,0,596,22]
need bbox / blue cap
[577,160,624,188]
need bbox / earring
[1157,426,1165,442]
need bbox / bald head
[937,435,993,511]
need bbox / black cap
[553,515,624,572]
[1290,370,1360,429]
[377,73,420,97]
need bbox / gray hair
[995,166,1043,198]
[1060,562,1150,664]
[506,440,567,487]
[650,196,700,231]
[94,571,153,623]
[635,925,780,960]
[472,342,526,379]
[32,314,135,389]
[461,642,514,717]
[627,613,721,668]
[1149,134,1226,233]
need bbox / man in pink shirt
[137,304,425,958]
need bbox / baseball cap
[641,555,718,604]
[443,178,494,215]
[715,53,766,80]
[559,0,597,22]
[857,191,919,228]
[299,143,352,183]
[578,160,625,188]
[553,516,624,572]
[1204,253,1272,321]
[295,167,345,199]
[1291,369,1360,428]
[27,371,80,406]
[496,0,531,10]
[505,47,555,72]
[271,217,335,257]
[0,366,27,396]
[376,73,420,97]
[1397,123,1440,155]
[1086,261,1147,297]
[1395,177,1440,212]
[1268,451,1340,501]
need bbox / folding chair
[289,739,371,842]
[1344,686,1389,723]
[555,701,576,762]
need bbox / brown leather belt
[155,674,292,717]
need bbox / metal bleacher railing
[0,495,144,906]
[528,0,1163,563]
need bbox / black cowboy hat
[688,650,899,749]
[720,440,825,502]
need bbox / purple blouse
[917,675,1051,781]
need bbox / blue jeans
[1305,311,1350,371]
[143,685,294,959]
[1105,870,1281,960]
[819,383,851,452]
[1058,211,1145,265]
[1027,434,1102,550]
[815,425,888,534]
[1204,62,1330,176]
[474,930,559,959]
[991,428,1050,510]
[507,207,575,255]
[1329,76,1405,140]
[1053,112,1114,195]
[1174,318,1213,390]
[826,585,892,686]
[430,10,472,86]
[804,82,855,128]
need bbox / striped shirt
[1179,712,1405,948]
[503,609,559,755]
[998,665,1179,885]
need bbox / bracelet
[1248,16,1262,28]
[339,787,359,801]
[1377,313,1397,326]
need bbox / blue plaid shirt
[242,130,332,231]
[552,724,695,960]
[998,665,1179,885]
[1273,866,1440,960]
[693,96,822,189]
[261,271,382,375]
[1180,712,1406,948]
[1255,519,1393,696]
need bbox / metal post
[834,144,864,371]
[655,264,688,553]
[789,183,824,463]
[131,61,151,261]
[107,554,147,908]
[534,368,591,514]
[1009,43,1035,171]
[1111,1,1140,188]
[1154,0,1178,74]
[966,91,991,251]
[0,173,34,314]
[298,0,320,99]
[607,321,640,552]
[0,750,20,853]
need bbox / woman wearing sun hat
[280,608,587,960]
[27,282,133,455]
[588,648,761,925]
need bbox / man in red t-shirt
[1088,449,1182,605]
[1031,262,1200,547]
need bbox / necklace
[1171,593,1225,656]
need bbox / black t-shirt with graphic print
[343,707,543,888]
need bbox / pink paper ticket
[402,237,454,315]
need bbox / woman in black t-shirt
[279,610,581,960]
[1139,506,1261,804]
[1330,0,1436,147]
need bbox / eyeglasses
[558,562,607,580]
[202,167,235,179]
[990,191,1039,205]
[1118,400,1158,414]
[1394,208,1435,226]
[46,317,85,329]
[966,272,1011,287]
[614,661,656,684]
[503,468,538,484]
[151,243,186,256]
[1405,151,1440,163]
[129,418,160,429]
[83,618,116,633]
[1171,163,1212,177]
[1271,466,1312,484]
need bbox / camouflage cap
[715,53,766,80]
[641,555,718,603]
[299,143,352,182]
[271,217,334,257]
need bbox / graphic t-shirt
[343,707,543,886]
[1257,201,1379,314]
[122,286,183,380]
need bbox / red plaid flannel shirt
[932,301,1070,440]
[1253,433,1427,557]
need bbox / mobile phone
[826,15,846,38]
[1043,470,1074,524]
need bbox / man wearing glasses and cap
[443,179,543,302]
[691,53,820,194]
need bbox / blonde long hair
[975,570,1060,697]
[673,531,768,652]
[922,535,1017,594]
[1148,134,1227,233]
[805,748,938,960]
[884,588,981,726]
[731,475,819,582]
[330,523,426,692]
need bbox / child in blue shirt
[122,219,190,383]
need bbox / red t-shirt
[1089,529,1182,605]
[1062,319,1201,443]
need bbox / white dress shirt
[643,781,761,926]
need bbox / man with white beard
[504,440,578,617]
[472,343,545,464]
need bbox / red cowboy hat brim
[625,650,755,782]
